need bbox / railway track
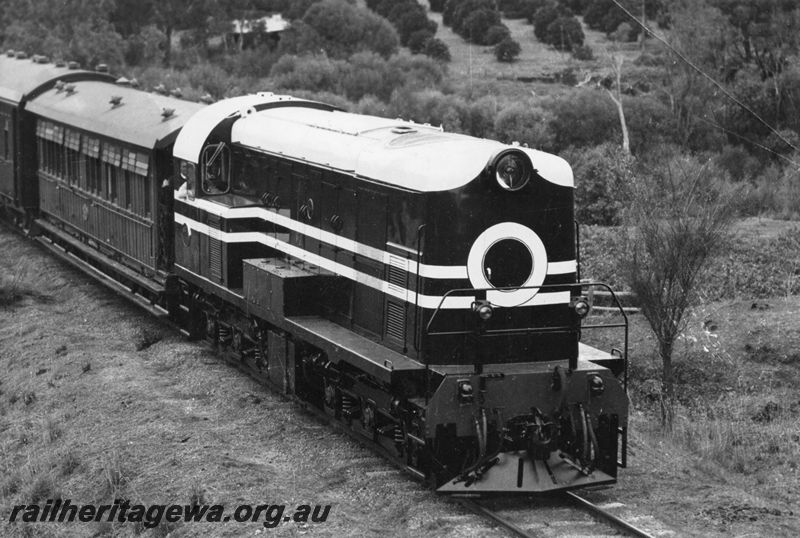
[457,492,662,537]
[8,225,658,537]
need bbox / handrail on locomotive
[425,281,630,391]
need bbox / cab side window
[201,142,230,195]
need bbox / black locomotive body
[0,53,629,494]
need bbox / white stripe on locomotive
[174,212,571,310]
[176,193,577,280]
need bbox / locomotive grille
[385,300,406,343]
[387,255,408,298]
[207,214,223,280]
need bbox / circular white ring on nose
[466,222,548,307]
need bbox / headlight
[571,297,591,318]
[493,150,532,191]
[589,374,605,396]
[472,300,494,321]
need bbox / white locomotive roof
[174,93,573,192]
[172,92,334,163]
[232,106,574,192]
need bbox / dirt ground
[1,224,798,537]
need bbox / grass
[420,1,654,101]
[577,214,800,506]
[580,217,800,299]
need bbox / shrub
[611,22,635,42]
[269,54,341,94]
[572,44,594,60]
[544,15,584,51]
[408,29,435,54]
[532,3,562,41]
[546,89,620,150]
[395,8,437,46]
[494,37,522,62]
[623,94,679,154]
[300,0,399,59]
[485,24,511,46]
[387,54,448,90]
[493,103,556,150]
[501,0,546,19]
[466,96,498,138]
[389,89,471,132]
[714,145,762,183]
[461,9,503,44]
[424,38,452,62]
[561,143,635,225]
[340,52,392,101]
[430,0,447,12]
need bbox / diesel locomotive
[0,51,629,494]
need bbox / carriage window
[101,143,122,203]
[36,120,65,177]
[64,129,81,186]
[81,135,101,195]
[121,149,150,217]
[201,142,230,195]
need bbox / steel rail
[565,491,657,538]
[456,498,542,538]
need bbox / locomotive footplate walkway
[285,316,425,383]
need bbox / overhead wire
[607,0,800,165]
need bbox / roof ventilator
[64,84,76,94]
[55,80,65,92]
[6,50,14,57]
[67,61,80,69]
[391,125,417,135]
[161,108,176,119]
[15,51,28,59]
[116,77,131,86]
[109,95,123,107]
[96,63,109,73]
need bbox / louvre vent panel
[209,238,222,279]
[385,301,406,342]
[207,214,223,279]
[387,254,408,297]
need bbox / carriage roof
[0,54,111,105]
[26,80,205,149]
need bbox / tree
[485,25,511,46]
[424,37,451,62]
[2,0,125,68]
[461,9,503,44]
[408,30,435,54]
[494,37,521,62]
[544,16,585,51]
[493,103,555,149]
[533,4,565,41]
[623,156,737,426]
[301,0,399,59]
[604,56,630,153]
